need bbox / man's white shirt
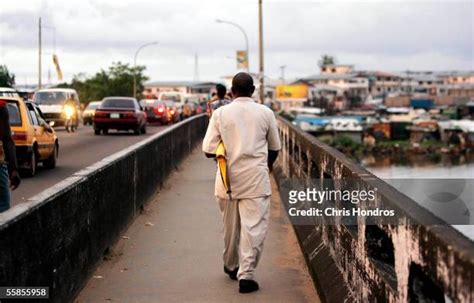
[203,97,281,199]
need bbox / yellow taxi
[2,97,58,177]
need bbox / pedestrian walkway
[76,146,320,303]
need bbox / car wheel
[23,149,38,177]
[134,126,141,135]
[94,128,101,135]
[44,143,58,169]
[103,128,109,135]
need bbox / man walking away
[202,72,281,293]
[0,100,20,212]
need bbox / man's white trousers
[217,196,271,281]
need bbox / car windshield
[141,99,159,106]
[86,102,100,110]
[7,102,21,126]
[34,91,67,105]
[160,94,180,102]
[101,98,135,109]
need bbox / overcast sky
[0,0,472,85]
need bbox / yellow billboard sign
[53,54,63,81]
[276,84,308,101]
[236,50,248,69]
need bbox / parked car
[3,97,58,177]
[33,88,81,129]
[140,99,171,124]
[82,101,101,125]
[164,101,180,123]
[93,97,146,135]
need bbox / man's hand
[9,170,20,190]
[205,152,216,159]
[268,150,279,172]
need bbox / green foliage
[318,55,336,68]
[0,65,15,87]
[376,140,409,149]
[420,139,445,148]
[55,62,148,104]
[278,110,295,122]
[333,135,358,148]
[318,135,333,145]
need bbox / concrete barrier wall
[0,114,208,303]
[273,116,474,302]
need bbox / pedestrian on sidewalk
[0,100,21,212]
[207,84,231,116]
[202,72,281,293]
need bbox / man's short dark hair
[216,84,226,99]
[231,72,255,97]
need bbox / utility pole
[258,0,264,103]
[280,65,286,84]
[194,53,199,82]
[38,17,42,89]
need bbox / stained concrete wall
[0,114,208,303]
[273,116,474,302]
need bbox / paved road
[11,124,167,206]
[78,146,320,302]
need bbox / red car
[164,101,180,123]
[93,97,147,135]
[140,99,170,124]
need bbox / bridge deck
[77,146,319,303]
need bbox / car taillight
[170,110,175,115]
[95,111,107,118]
[156,107,164,113]
[12,131,27,141]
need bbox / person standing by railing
[0,100,20,212]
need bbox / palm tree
[318,55,336,68]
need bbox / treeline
[0,65,15,87]
[56,62,148,104]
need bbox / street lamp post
[38,18,57,89]
[258,0,265,104]
[215,19,250,74]
[133,41,158,99]
[38,18,42,89]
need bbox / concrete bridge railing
[273,116,474,302]
[0,114,208,303]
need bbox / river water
[365,157,474,240]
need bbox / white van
[158,92,184,107]
[33,88,81,127]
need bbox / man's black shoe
[239,279,259,293]
[224,266,238,280]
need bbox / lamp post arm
[133,41,158,98]
[216,20,249,73]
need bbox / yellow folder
[216,141,232,200]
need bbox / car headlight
[64,105,75,118]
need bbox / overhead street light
[133,41,158,99]
[215,19,250,73]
